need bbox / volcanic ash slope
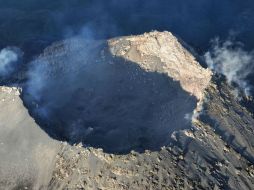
[1,31,254,190]
[49,32,254,190]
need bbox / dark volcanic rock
[1,31,254,190]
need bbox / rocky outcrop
[1,31,254,190]
[109,31,212,100]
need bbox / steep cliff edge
[1,31,254,190]
[0,87,59,189]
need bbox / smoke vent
[22,37,199,154]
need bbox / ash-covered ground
[0,1,254,190]
[1,31,254,190]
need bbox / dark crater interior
[22,41,197,154]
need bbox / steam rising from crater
[23,33,204,154]
[0,48,20,77]
[205,39,254,96]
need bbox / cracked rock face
[1,31,254,190]
[109,31,212,100]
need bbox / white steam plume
[205,39,254,97]
[0,48,20,77]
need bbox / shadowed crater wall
[22,39,197,154]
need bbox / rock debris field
[1,31,254,190]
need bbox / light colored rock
[109,31,212,100]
